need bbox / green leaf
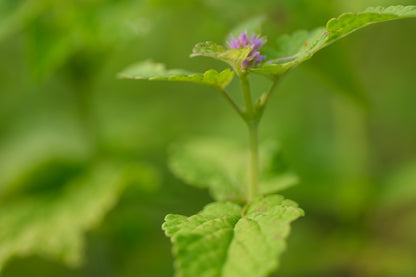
[0,162,132,271]
[253,5,416,79]
[163,194,304,277]
[251,27,327,79]
[326,5,416,41]
[191,41,226,58]
[0,123,90,199]
[260,142,299,195]
[168,138,298,202]
[191,41,252,74]
[118,60,234,89]
[379,160,416,209]
[0,0,53,43]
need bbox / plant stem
[240,73,254,115]
[221,73,278,203]
[240,72,259,202]
[247,121,259,202]
[258,80,279,118]
[217,88,245,119]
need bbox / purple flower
[228,31,266,68]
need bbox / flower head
[228,31,266,68]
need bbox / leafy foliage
[191,42,252,74]
[0,162,134,271]
[0,124,90,199]
[252,5,416,79]
[0,0,52,43]
[169,138,298,202]
[379,160,416,209]
[1,2,416,277]
[0,0,152,79]
[118,60,234,89]
[163,194,304,277]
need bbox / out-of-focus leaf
[118,60,234,89]
[0,126,90,200]
[4,0,153,79]
[168,137,298,202]
[252,5,416,79]
[191,41,252,74]
[227,15,266,41]
[162,194,304,277]
[0,162,133,272]
[302,45,369,107]
[379,161,416,209]
[0,0,53,42]
[260,142,299,195]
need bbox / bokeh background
[1,0,416,276]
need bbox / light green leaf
[0,162,132,271]
[253,5,416,79]
[326,5,416,41]
[163,194,304,277]
[118,60,234,89]
[191,41,226,58]
[379,160,416,209]
[0,122,90,199]
[191,41,252,73]
[260,142,299,195]
[168,138,298,202]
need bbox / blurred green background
[1,0,416,276]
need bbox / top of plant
[119,5,416,85]
[228,31,266,68]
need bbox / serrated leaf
[168,138,298,202]
[0,162,132,271]
[163,194,304,277]
[253,5,416,79]
[326,5,416,41]
[191,41,226,57]
[118,60,234,89]
[191,41,252,73]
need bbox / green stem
[258,80,279,118]
[217,88,244,119]
[247,122,259,202]
[240,73,254,116]
[239,72,259,202]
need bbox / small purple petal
[241,59,250,68]
[239,31,248,42]
[252,38,264,50]
[228,37,239,49]
[227,31,267,68]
